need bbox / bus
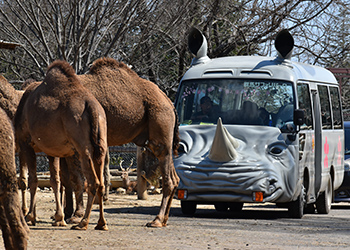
[173,28,344,218]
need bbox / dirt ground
[23,189,189,250]
[3,188,350,250]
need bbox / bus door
[297,82,316,203]
[312,89,322,195]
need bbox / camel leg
[0,203,15,249]
[94,154,108,231]
[48,156,66,226]
[19,143,38,226]
[68,189,85,224]
[95,182,107,230]
[64,155,85,224]
[18,151,29,216]
[137,147,148,200]
[71,152,106,230]
[146,150,179,228]
[103,151,110,202]
[1,191,29,250]
[60,158,74,220]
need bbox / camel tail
[87,103,106,166]
[172,108,180,156]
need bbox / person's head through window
[200,96,213,115]
[192,96,215,122]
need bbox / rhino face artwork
[175,118,298,204]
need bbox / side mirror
[287,109,305,141]
[293,109,305,126]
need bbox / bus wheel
[288,185,305,218]
[181,201,197,215]
[316,176,333,214]
[229,202,244,212]
[214,202,229,212]
[304,203,315,214]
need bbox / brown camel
[56,58,180,227]
[20,58,180,228]
[0,75,85,220]
[14,60,108,230]
[0,75,23,120]
[78,58,180,227]
[0,107,29,249]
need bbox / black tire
[228,202,244,212]
[316,176,333,214]
[276,203,289,208]
[181,201,197,215]
[288,185,305,219]
[304,203,316,214]
[214,202,229,212]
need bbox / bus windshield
[176,79,295,131]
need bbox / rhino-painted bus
[173,28,344,218]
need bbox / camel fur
[0,107,29,249]
[0,75,23,120]
[20,58,180,228]
[14,60,108,230]
[77,58,180,227]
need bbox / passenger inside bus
[191,96,219,123]
[238,101,264,125]
[258,107,270,125]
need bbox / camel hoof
[71,224,87,230]
[25,215,36,226]
[52,220,67,227]
[22,209,29,217]
[95,224,108,231]
[66,216,82,224]
[103,195,109,202]
[145,221,164,228]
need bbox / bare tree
[0,0,348,100]
[0,0,145,77]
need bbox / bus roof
[181,55,338,85]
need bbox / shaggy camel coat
[0,75,23,120]
[77,58,180,227]
[0,107,29,249]
[18,58,180,228]
[14,61,108,230]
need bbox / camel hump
[46,60,78,83]
[89,57,136,76]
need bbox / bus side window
[329,87,343,129]
[297,83,313,130]
[317,85,332,129]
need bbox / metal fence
[15,143,137,173]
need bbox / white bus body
[174,28,344,218]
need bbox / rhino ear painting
[208,117,239,162]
